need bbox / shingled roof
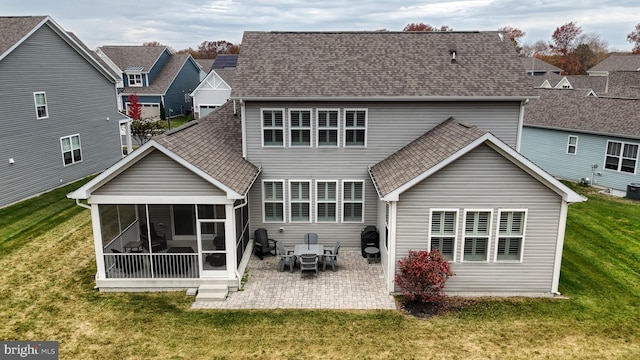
[369,118,487,198]
[98,45,168,73]
[232,31,535,100]
[524,88,640,139]
[588,54,640,73]
[0,16,46,57]
[155,101,259,195]
[521,57,563,72]
[561,75,607,93]
[121,53,194,95]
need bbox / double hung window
[289,181,311,222]
[263,181,284,222]
[316,181,337,222]
[344,109,367,146]
[496,211,526,261]
[60,134,82,166]
[567,135,578,155]
[463,211,491,261]
[429,210,457,261]
[605,141,638,174]
[289,109,311,147]
[34,92,48,119]
[317,109,339,147]
[262,109,285,146]
[342,181,364,222]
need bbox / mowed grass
[0,181,639,359]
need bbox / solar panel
[211,55,238,69]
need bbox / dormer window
[128,73,142,87]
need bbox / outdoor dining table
[293,244,324,256]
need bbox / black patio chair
[254,228,277,260]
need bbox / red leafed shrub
[395,250,454,303]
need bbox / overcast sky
[2,1,638,52]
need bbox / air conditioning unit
[579,177,590,186]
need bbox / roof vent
[449,49,457,64]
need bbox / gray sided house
[95,46,204,118]
[70,31,583,297]
[0,16,130,209]
[522,89,640,192]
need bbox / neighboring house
[190,69,234,118]
[0,16,130,209]
[587,54,640,76]
[95,46,204,118]
[553,75,607,94]
[69,31,583,297]
[521,88,640,191]
[521,57,563,76]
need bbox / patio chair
[304,232,318,245]
[254,228,277,260]
[299,253,318,277]
[276,241,296,272]
[323,241,341,272]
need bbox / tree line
[143,21,640,76]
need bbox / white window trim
[341,180,365,223]
[316,108,340,147]
[567,135,578,155]
[461,209,493,263]
[34,91,48,119]
[603,140,639,175]
[315,180,338,223]
[427,209,458,262]
[289,180,312,223]
[288,108,312,148]
[494,209,528,263]
[343,108,368,147]
[60,134,82,167]
[261,108,285,147]
[127,73,143,87]
[262,180,285,223]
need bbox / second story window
[344,109,367,147]
[567,135,578,155]
[34,92,48,119]
[317,109,339,147]
[128,73,142,87]
[289,109,311,147]
[262,109,285,147]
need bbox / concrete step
[195,284,228,302]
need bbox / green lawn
[0,181,639,359]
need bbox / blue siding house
[0,16,130,208]
[522,89,640,192]
[95,45,204,119]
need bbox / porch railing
[104,253,199,279]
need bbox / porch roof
[368,118,585,203]
[154,101,259,195]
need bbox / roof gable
[192,69,232,94]
[588,54,640,73]
[369,118,583,203]
[98,45,169,73]
[0,16,117,82]
[121,53,199,95]
[232,31,535,100]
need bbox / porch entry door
[197,219,227,277]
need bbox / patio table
[293,244,324,256]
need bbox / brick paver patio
[192,248,397,309]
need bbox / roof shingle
[155,101,259,195]
[0,16,46,57]
[232,31,535,99]
[370,118,487,197]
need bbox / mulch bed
[397,297,480,319]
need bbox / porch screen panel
[99,204,119,246]
[174,205,195,236]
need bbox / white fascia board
[381,135,492,201]
[231,95,538,102]
[67,140,244,200]
[483,136,586,203]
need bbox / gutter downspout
[75,198,91,210]
[232,197,249,290]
